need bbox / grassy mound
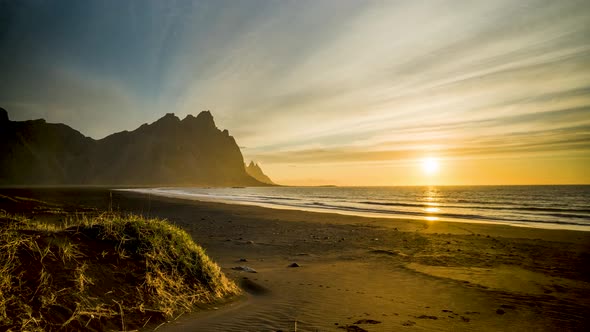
[0,211,239,331]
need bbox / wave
[245,195,298,201]
[359,200,590,214]
[306,201,589,227]
[126,186,590,231]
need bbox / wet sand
[2,188,590,331]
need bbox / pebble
[232,266,257,273]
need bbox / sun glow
[424,207,440,213]
[421,157,440,175]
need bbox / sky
[1,0,589,186]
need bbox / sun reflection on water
[423,187,441,222]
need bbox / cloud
[1,0,589,184]
[157,0,590,164]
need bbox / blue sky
[1,0,589,185]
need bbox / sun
[421,157,439,175]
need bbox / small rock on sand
[496,309,505,315]
[232,266,257,273]
[288,262,300,268]
[353,319,381,324]
[369,249,396,256]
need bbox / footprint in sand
[402,320,416,326]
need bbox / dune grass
[0,211,239,331]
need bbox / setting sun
[421,157,440,175]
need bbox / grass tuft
[0,211,239,331]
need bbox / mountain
[0,108,268,186]
[245,161,275,185]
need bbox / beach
[2,188,589,331]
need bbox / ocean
[125,185,590,231]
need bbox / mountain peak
[162,112,180,121]
[245,160,275,185]
[182,110,216,128]
[152,113,180,127]
[196,110,215,124]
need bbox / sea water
[124,185,590,231]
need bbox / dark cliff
[0,108,266,186]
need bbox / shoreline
[119,187,590,232]
[2,187,590,331]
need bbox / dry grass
[0,211,239,331]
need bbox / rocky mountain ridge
[245,161,275,185]
[0,108,272,186]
